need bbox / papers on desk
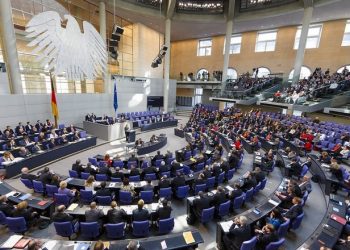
[65,177,73,183]
[19,193,31,201]
[268,199,279,206]
[109,182,116,188]
[321,163,330,169]
[255,156,262,160]
[183,231,195,244]
[255,152,261,156]
[225,185,234,191]
[221,220,234,233]
[67,203,78,211]
[5,191,17,198]
[161,240,167,249]
[151,203,159,211]
[1,235,23,248]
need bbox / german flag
[50,73,59,122]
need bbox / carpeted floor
[2,116,327,250]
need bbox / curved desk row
[137,136,167,155]
[1,230,203,250]
[140,120,178,132]
[1,137,97,178]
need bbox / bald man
[52,205,74,223]
[20,167,37,181]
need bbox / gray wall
[0,76,176,128]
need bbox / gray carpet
[2,116,328,250]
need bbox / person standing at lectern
[125,124,130,142]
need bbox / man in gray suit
[85,202,104,227]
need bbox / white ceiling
[107,0,350,41]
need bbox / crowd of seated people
[273,67,350,104]
[225,72,273,92]
[0,121,82,164]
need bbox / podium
[127,130,136,143]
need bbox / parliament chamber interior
[0,0,350,249]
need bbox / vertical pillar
[99,1,109,93]
[292,6,313,84]
[222,19,233,86]
[163,18,171,112]
[0,0,22,94]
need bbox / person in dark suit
[25,122,33,133]
[275,187,294,209]
[95,182,112,197]
[111,167,124,180]
[228,183,243,201]
[288,158,302,177]
[13,201,39,226]
[193,173,206,189]
[129,166,140,177]
[241,172,257,192]
[152,151,164,163]
[228,151,239,169]
[283,197,303,222]
[212,186,227,207]
[128,154,139,165]
[85,202,104,227]
[155,199,172,221]
[158,161,169,174]
[221,158,230,173]
[142,164,157,179]
[84,162,98,176]
[142,179,154,192]
[171,172,186,193]
[254,167,266,183]
[98,163,112,178]
[223,216,252,250]
[192,191,212,218]
[158,175,170,189]
[37,167,52,186]
[202,165,212,179]
[15,122,25,135]
[52,205,74,222]
[0,195,14,216]
[20,167,37,181]
[132,199,149,221]
[107,201,127,224]
[72,159,84,177]
[212,163,222,178]
[255,224,279,250]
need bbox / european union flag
[113,80,118,112]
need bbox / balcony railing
[240,0,298,12]
[176,0,224,14]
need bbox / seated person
[275,187,294,209]
[228,183,243,201]
[50,174,61,187]
[49,129,58,139]
[2,151,14,162]
[299,176,312,194]
[155,198,172,221]
[128,154,139,165]
[288,158,302,177]
[95,181,112,197]
[111,167,124,180]
[319,151,331,164]
[255,224,279,250]
[12,201,39,226]
[150,134,158,143]
[98,162,112,178]
[202,165,212,179]
[193,173,206,189]
[52,205,75,223]
[129,165,140,177]
[58,181,77,199]
[18,147,30,158]
[283,197,303,222]
[223,216,252,250]
[212,186,228,208]
[192,191,212,218]
[132,199,149,221]
[265,209,285,230]
[84,175,100,192]
[171,172,186,193]
[158,161,170,174]
[135,138,144,147]
[0,195,14,216]
[141,164,157,179]
[104,154,113,167]
[142,179,154,192]
[85,202,104,227]
[20,167,37,181]
[121,178,136,197]
[72,159,84,176]
[158,175,171,189]
[170,160,182,174]
[27,239,43,250]
[241,172,257,192]
[254,167,266,183]
[84,162,98,176]
[37,167,52,186]
[152,150,164,163]
[107,201,127,224]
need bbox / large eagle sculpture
[25,11,107,81]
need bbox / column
[292,6,313,84]
[0,0,22,94]
[222,19,233,86]
[99,1,109,93]
[163,18,171,113]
